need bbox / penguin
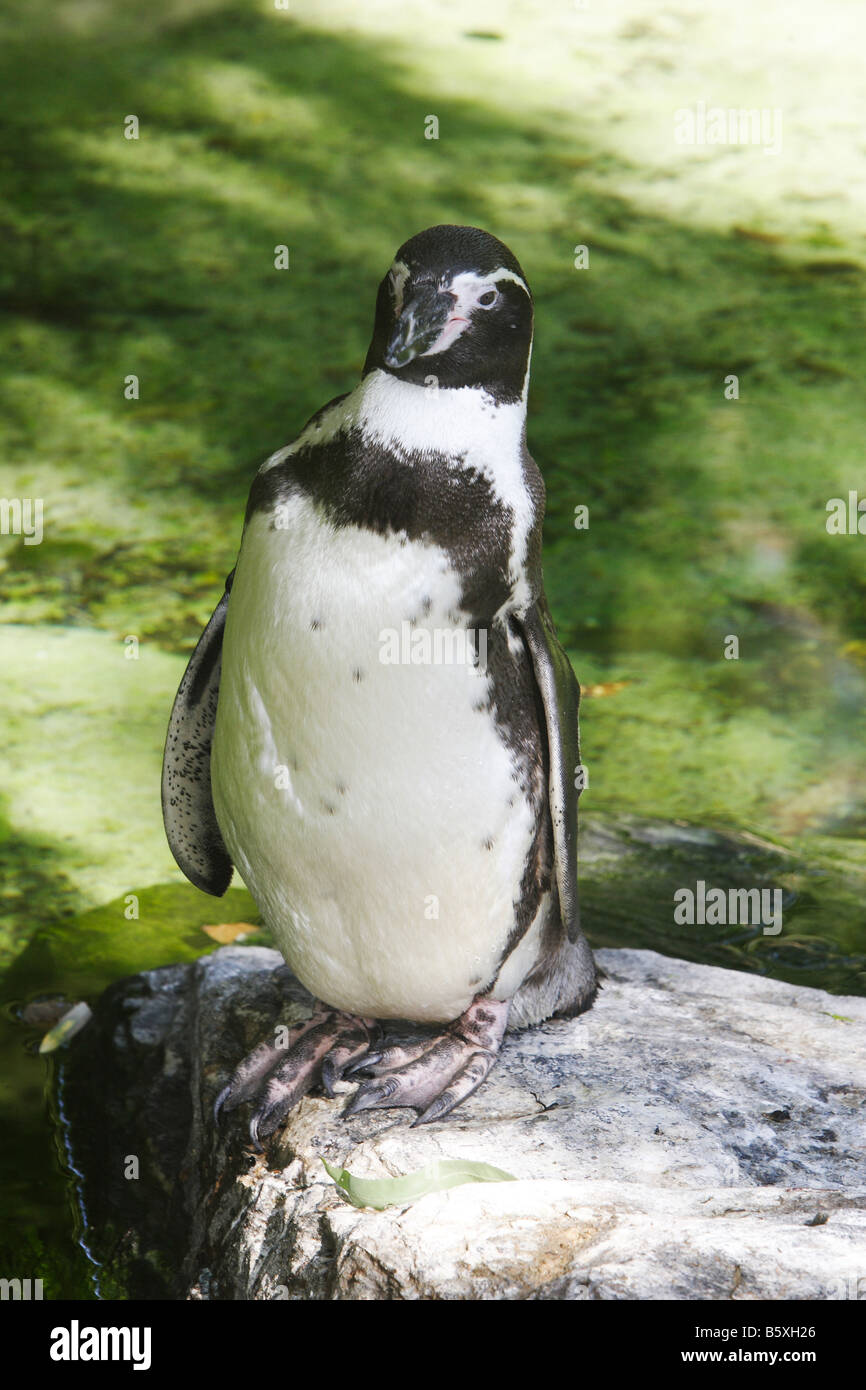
[162,224,598,1143]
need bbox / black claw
[321,1057,341,1098]
[250,1099,287,1146]
[342,1083,383,1118]
[412,1094,452,1127]
[248,1114,263,1151]
[343,1051,382,1078]
[341,1090,370,1119]
[213,1084,231,1124]
[346,1074,404,1118]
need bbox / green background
[0,0,864,1296]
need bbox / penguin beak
[384,284,456,368]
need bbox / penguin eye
[477,289,499,308]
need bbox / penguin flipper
[517,596,581,943]
[161,572,234,896]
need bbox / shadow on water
[0,796,259,1297]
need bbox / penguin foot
[214,1006,378,1148]
[342,997,509,1126]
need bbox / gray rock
[61,944,866,1300]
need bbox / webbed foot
[343,997,509,1126]
[214,1005,377,1148]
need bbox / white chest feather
[264,371,536,614]
[210,493,539,1022]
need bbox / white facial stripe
[447,267,531,299]
[420,266,530,359]
[422,315,467,358]
[387,259,410,317]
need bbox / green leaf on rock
[321,1157,516,1210]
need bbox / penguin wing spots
[515,598,581,943]
[161,572,234,896]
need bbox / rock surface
[61,944,866,1300]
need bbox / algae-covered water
[1,0,864,1297]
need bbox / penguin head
[363,225,534,403]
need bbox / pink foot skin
[343,997,510,1127]
[215,997,509,1144]
[214,1006,377,1148]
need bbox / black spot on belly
[336,781,348,795]
[320,800,337,816]
[352,667,364,683]
[244,412,554,984]
[310,618,322,631]
[483,837,494,851]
